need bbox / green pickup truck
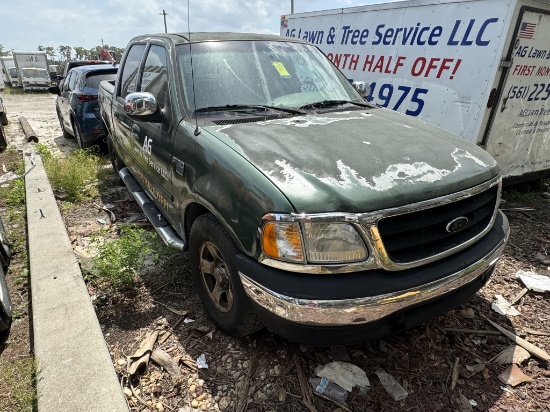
[99,32,509,345]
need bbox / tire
[189,214,263,337]
[57,110,72,139]
[0,217,10,270]
[0,123,7,151]
[0,112,7,126]
[107,135,124,184]
[0,265,12,346]
[73,121,91,149]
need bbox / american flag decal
[518,22,537,39]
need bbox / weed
[502,186,542,204]
[41,149,107,202]
[14,268,29,287]
[0,356,36,410]
[88,226,163,289]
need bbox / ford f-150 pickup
[99,32,509,345]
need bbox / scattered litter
[515,270,550,293]
[482,314,550,362]
[492,295,520,316]
[0,171,19,184]
[183,318,195,324]
[190,325,210,337]
[309,377,348,403]
[500,386,515,394]
[452,393,473,412]
[459,308,476,319]
[466,363,486,373]
[316,361,370,392]
[469,399,478,407]
[493,345,531,365]
[498,364,533,387]
[206,331,213,340]
[375,370,408,401]
[97,218,107,225]
[196,354,208,369]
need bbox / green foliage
[4,178,25,206]
[0,357,36,410]
[89,226,162,289]
[42,149,105,202]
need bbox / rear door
[484,7,550,178]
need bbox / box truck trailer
[281,0,550,182]
[12,51,50,91]
[0,56,21,88]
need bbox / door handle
[132,124,140,138]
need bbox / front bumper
[237,211,509,344]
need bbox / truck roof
[129,32,306,45]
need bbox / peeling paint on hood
[204,109,499,213]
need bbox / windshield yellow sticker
[272,62,291,78]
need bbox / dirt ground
[0,92,549,412]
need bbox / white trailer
[12,51,50,91]
[281,0,550,182]
[0,56,21,88]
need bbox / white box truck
[12,51,50,91]
[0,56,21,88]
[281,0,550,182]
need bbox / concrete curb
[25,150,129,411]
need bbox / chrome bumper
[240,227,509,327]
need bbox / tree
[58,45,72,61]
[45,47,56,63]
[37,45,44,51]
[73,47,87,60]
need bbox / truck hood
[203,108,499,213]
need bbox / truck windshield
[9,68,17,78]
[176,40,363,114]
[21,68,49,79]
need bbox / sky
[0,0,394,53]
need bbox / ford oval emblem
[446,216,469,233]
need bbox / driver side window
[139,45,168,110]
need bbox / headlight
[261,219,368,264]
[303,222,368,263]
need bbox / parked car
[49,64,118,149]
[0,215,12,346]
[57,60,112,82]
[0,96,8,150]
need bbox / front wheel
[189,214,262,337]
[0,123,7,151]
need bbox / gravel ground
[0,92,549,412]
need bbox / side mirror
[352,81,371,99]
[48,86,61,96]
[124,92,161,122]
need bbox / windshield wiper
[298,100,371,110]
[195,104,306,115]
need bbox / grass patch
[39,146,108,202]
[87,226,164,290]
[0,357,36,411]
[1,87,26,95]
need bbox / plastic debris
[493,345,531,365]
[316,361,370,392]
[309,377,348,403]
[498,364,532,387]
[196,354,208,369]
[492,294,520,316]
[183,318,195,323]
[375,370,408,401]
[469,399,478,407]
[515,270,550,293]
[0,172,19,184]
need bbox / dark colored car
[50,65,118,148]
[57,60,112,82]
[0,215,12,346]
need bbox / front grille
[377,185,499,263]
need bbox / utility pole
[291,0,294,14]
[160,9,168,33]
